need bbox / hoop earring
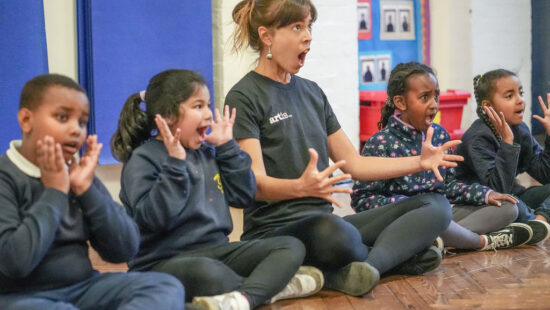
[266,46,273,60]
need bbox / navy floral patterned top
[351,115,491,213]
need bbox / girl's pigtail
[378,97,396,130]
[111,93,152,162]
[473,74,502,142]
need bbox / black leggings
[151,236,304,308]
[264,193,451,274]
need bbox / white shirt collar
[6,140,41,178]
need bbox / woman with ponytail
[112,69,324,310]
[224,0,463,297]
[455,69,550,245]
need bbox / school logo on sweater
[213,173,224,194]
[269,112,293,124]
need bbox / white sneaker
[192,291,250,310]
[270,266,324,303]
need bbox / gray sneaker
[323,261,380,296]
[526,219,550,245]
[391,245,442,275]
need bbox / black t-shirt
[225,71,341,239]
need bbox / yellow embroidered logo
[213,173,224,194]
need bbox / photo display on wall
[359,51,392,88]
[380,0,415,40]
[357,0,372,40]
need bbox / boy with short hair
[0,73,184,310]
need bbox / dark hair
[473,69,517,142]
[232,0,317,53]
[378,61,436,129]
[20,73,86,111]
[111,69,207,162]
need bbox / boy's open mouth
[197,126,209,141]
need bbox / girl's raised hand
[483,106,514,144]
[487,191,518,207]
[36,136,70,194]
[297,148,353,208]
[69,134,102,195]
[155,114,186,160]
[533,93,550,135]
[420,127,464,182]
[205,105,235,146]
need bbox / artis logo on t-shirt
[269,112,293,124]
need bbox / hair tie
[139,90,146,102]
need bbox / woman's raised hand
[420,127,464,182]
[297,148,353,208]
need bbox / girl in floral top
[351,62,532,251]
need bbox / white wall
[43,0,78,80]
[431,0,532,129]
[213,0,360,149]
[471,0,532,127]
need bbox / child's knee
[497,201,519,223]
[423,193,452,226]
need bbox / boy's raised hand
[533,93,550,135]
[69,135,102,195]
[205,105,235,146]
[155,114,186,160]
[487,191,518,207]
[297,148,352,208]
[483,106,514,144]
[420,127,464,182]
[36,136,70,194]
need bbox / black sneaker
[526,219,550,245]
[323,261,380,296]
[390,245,442,275]
[481,223,533,250]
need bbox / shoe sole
[297,266,324,296]
[324,262,380,296]
[527,219,550,245]
[191,298,216,310]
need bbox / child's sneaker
[323,261,380,296]
[270,266,324,303]
[433,236,444,252]
[480,223,532,250]
[526,219,550,245]
[391,245,442,275]
[192,291,250,310]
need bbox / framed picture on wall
[380,0,415,40]
[376,55,391,82]
[357,0,372,40]
[359,51,392,90]
[360,56,376,84]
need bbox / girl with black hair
[454,69,550,245]
[112,69,324,310]
[351,62,532,252]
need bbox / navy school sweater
[120,139,256,271]
[0,141,139,294]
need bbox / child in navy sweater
[0,74,184,310]
[455,69,550,245]
[351,62,533,251]
[112,69,322,310]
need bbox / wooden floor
[91,240,550,309]
[92,166,550,309]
